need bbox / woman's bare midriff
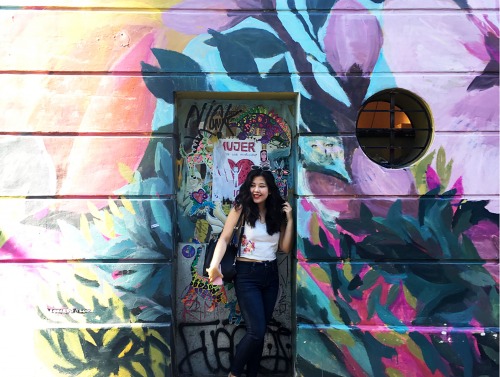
[236,257,265,263]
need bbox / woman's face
[260,150,267,162]
[250,175,269,206]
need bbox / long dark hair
[234,169,285,235]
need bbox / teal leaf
[458,265,496,287]
[367,284,382,319]
[375,303,406,332]
[151,48,204,73]
[141,49,207,103]
[206,29,261,87]
[459,234,481,260]
[205,28,287,59]
[386,284,400,307]
[409,332,450,374]
[154,143,174,193]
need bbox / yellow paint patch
[132,361,148,376]
[119,367,133,377]
[34,330,73,369]
[373,332,406,347]
[81,329,97,347]
[104,209,116,237]
[309,212,320,245]
[329,301,341,320]
[403,285,417,309]
[118,339,134,358]
[0,229,7,248]
[150,329,169,347]
[87,201,102,220]
[121,197,136,215]
[386,367,405,377]
[108,199,124,219]
[103,328,118,346]
[118,162,136,184]
[343,262,353,281]
[325,328,355,347]
[93,210,116,239]
[309,265,331,285]
[63,331,85,360]
[150,343,167,374]
[80,214,93,244]
[133,326,147,341]
[195,219,210,242]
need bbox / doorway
[174,92,297,376]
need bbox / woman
[206,168,294,377]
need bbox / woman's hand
[279,202,294,253]
[206,264,224,285]
[282,202,293,221]
[204,207,242,285]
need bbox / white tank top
[240,220,280,261]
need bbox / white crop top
[240,220,280,261]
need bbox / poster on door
[212,139,263,201]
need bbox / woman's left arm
[279,202,294,253]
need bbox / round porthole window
[356,89,433,168]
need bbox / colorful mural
[174,98,295,376]
[0,1,498,377]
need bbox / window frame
[356,89,433,168]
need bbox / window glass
[356,89,432,168]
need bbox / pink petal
[162,0,241,35]
[426,165,441,191]
[324,0,383,75]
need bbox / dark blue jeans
[231,259,279,377]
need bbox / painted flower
[162,0,270,35]
[382,0,499,130]
[2,11,167,212]
[465,13,499,64]
[324,0,383,76]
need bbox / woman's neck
[258,205,266,222]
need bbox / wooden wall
[0,1,498,376]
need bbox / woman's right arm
[206,206,242,283]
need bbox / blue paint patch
[152,98,174,132]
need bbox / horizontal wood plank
[297,261,499,328]
[0,198,176,260]
[0,135,175,196]
[0,9,496,73]
[296,134,499,196]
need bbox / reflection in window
[356,89,432,168]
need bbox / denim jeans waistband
[236,259,277,268]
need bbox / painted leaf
[310,265,331,284]
[386,284,400,307]
[205,28,288,58]
[425,165,441,191]
[436,146,453,190]
[141,49,207,103]
[367,284,382,319]
[300,96,338,132]
[206,29,260,85]
[306,0,337,34]
[403,285,417,309]
[154,143,174,193]
[458,265,496,287]
[259,57,294,92]
[410,150,435,194]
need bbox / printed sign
[212,139,262,201]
